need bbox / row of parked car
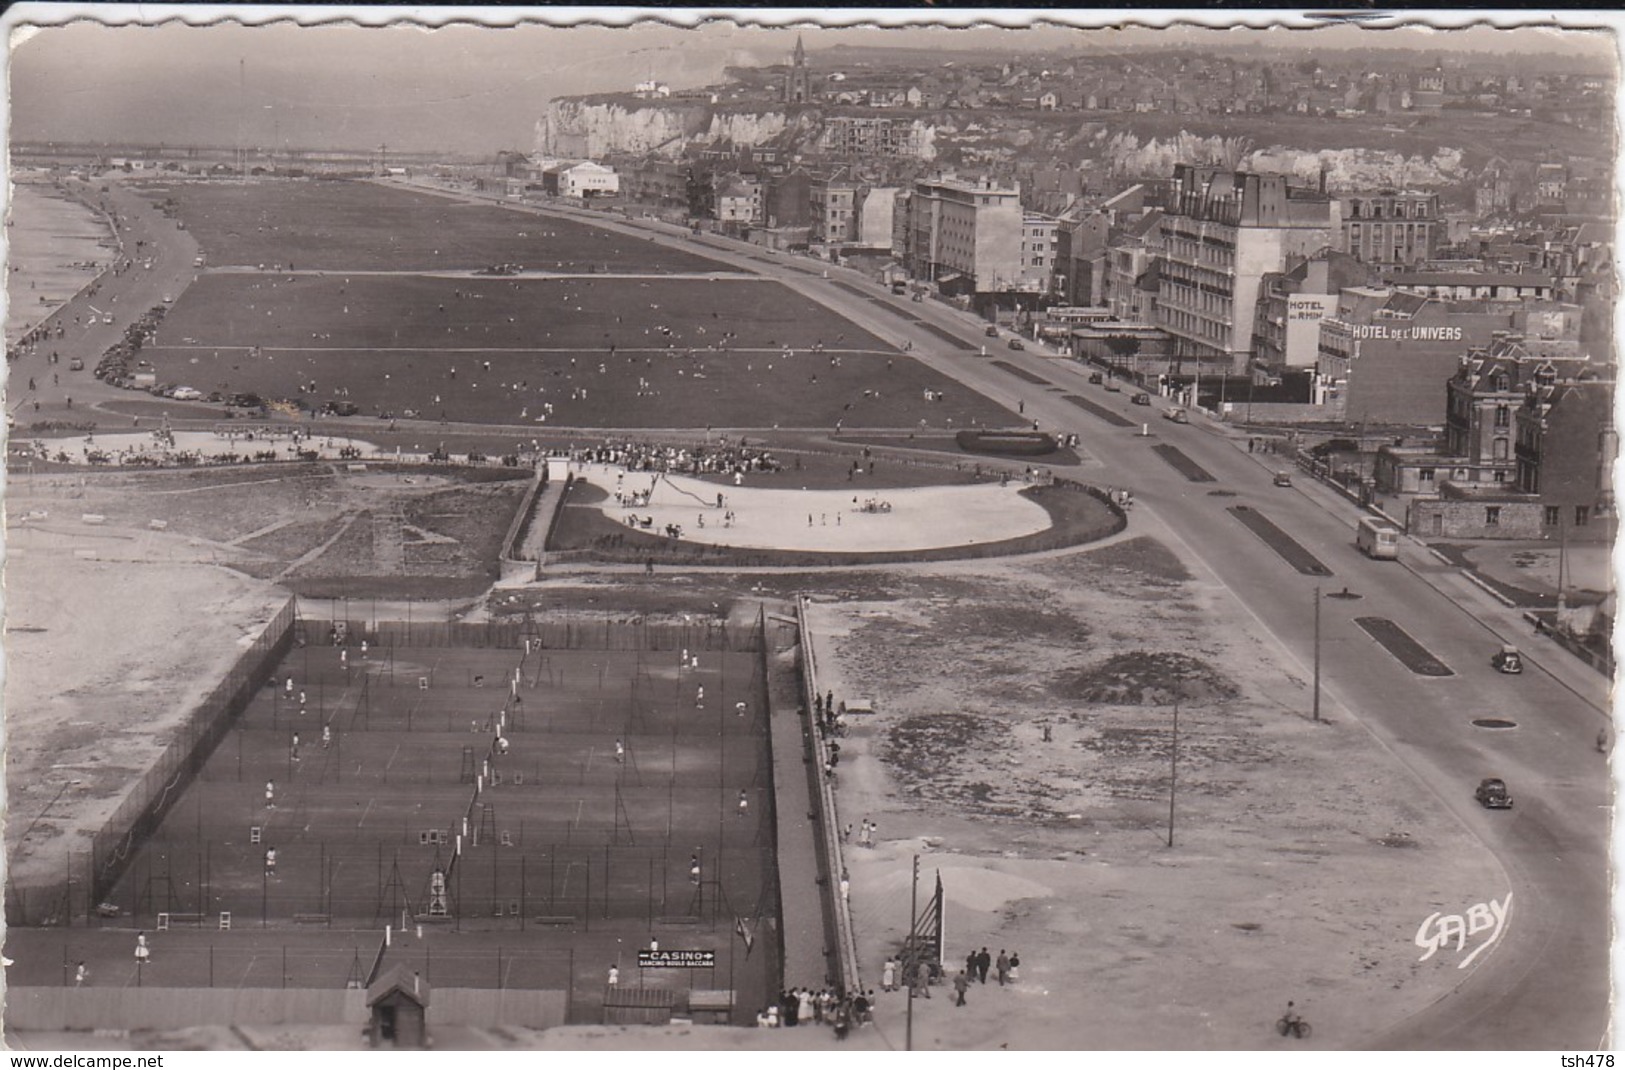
[91,304,170,388]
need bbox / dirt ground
[2,523,289,890]
[800,528,1505,1050]
[0,463,524,895]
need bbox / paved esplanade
[568,462,1052,554]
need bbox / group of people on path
[952,948,1021,1005]
[757,985,876,1038]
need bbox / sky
[5,7,1619,155]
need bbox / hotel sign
[1349,324,1465,342]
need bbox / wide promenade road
[550,210,1610,1050]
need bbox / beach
[5,177,115,344]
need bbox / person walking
[607,965,619,987]
[134,933,150,966]
[996,949,1010,986]
[953,969,970,1007]
[976,947,991,984]
[75,961,88,987]
[1008,951,1021,983]
[737,789,749,817]
[881,958,897,992]
[690,855,702,885]
[264,780,275,810]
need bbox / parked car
[1273,471,1293,487]
[1475,777,1513,809]
[1162,407,1188,423]
[985,325,1000,338]
[68,357,84,371]
[1104,380,1121,392]
[1490,645,1523,674]
[170,386,204,401]
[322,400,360,417]
[1007,338,1024,351]
[1088,372,1104,385]
[1131,393,1151,406]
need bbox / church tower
[785,35,811,105]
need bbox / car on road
[1104,379,1121,392]
[1475,777,1514,809]
[170,386,204,401]
[1273,471,1293,487]
[68,358,84,371]
[161,294,174,304]
[985,325,1000,338]
[1131,393,1151,406]
[1007,338,1024,351]
[1491,645,1523,674]
[1088,372,1104,384]
[322,400,361,417]
[1162,407,1188,423]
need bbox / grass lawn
[143,178,727,273]
[138,273,1014,429]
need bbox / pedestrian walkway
[766,640,830,992]
[519,467,568,565]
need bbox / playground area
[9,616,780,1026]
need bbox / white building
[544,161,621,199]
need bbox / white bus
[1356,517,1400,560]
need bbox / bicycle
[1276,1015,1312,1039]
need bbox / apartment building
[1156,165,1338,374]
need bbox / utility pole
[1312,586,1322,723]
[906,854,919,1050]
[1166,696,1179,848]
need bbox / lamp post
[1312,586,1322,723]
[1166,694,1180,848]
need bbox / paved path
[766,648,831,992]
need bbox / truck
[1355,517,1400,560]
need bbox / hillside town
[12,38,1615,555]
[501,38,1616,553]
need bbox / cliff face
[536,99,792,159]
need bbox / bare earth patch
[804,532,1504,1049]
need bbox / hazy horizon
[7,11,1618,155]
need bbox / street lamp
[1312,586,1322,723]
[1167,694,1180,848]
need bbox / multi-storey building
[903,175,1023,294]
[1019,214,1058,293]
[1052,205,1109,307]
[1156,165,1338,374]
[1515,377,1616,540]
[816,116,927,159]
[809,176,859,244]
[1251,251,1369,371]
[1316,291,1524,424]
[1339,189,1440,266]
[716,176,764,225]
[1387,270,1556,302]
[1104,210,1163,323]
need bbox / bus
[1356,517,1401,560]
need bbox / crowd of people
[559,438,782,478]
[757,985,878,1038]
